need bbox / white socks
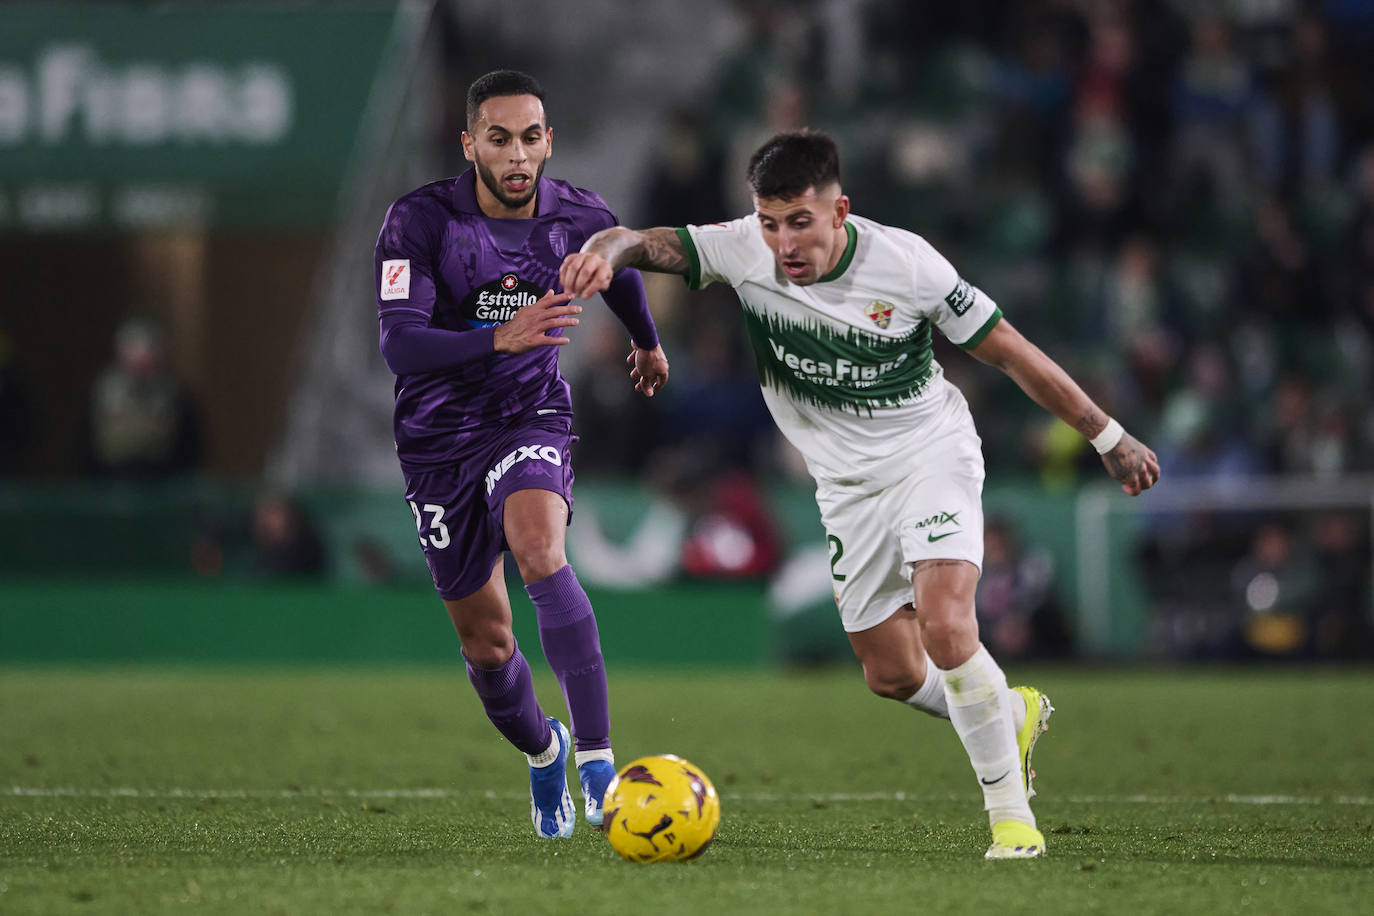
[903,654,1026,733]
[904,653,950,718]
[939,644,1034,828]
[526,730,559,768]
[574,749,614,768]
[530,737,614,771]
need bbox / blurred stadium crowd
[543,0,1374,488]
[3,0,1371,663]
[536,0,1374,661]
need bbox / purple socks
[526,565,610,752]
[464,645,551,755]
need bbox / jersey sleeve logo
[944,278,974,316]
[381,259,411,300]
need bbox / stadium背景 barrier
[1,476,1367,664]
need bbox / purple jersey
[374,168,625,471]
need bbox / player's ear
[833,193,850,227]
[545,125,553,158]
[460,131,475,162]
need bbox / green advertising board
[0,3,404,229]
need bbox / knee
[918,612,978,670]
[508,535,567,584]
[457,620,515,668]
[862,663,922,701]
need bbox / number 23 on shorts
[409,500,451,549]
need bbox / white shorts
[815,404,985,633]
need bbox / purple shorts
[403,415,576,601]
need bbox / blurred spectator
[975,517,1071,659]
[721,75,810,215]
[656,316,775,472]
[1166,13,1254,221]
[641,109,729,227]
[192,489,329,580]
[1350,143,1374,279]
[1060,87,1139,250]
[710,1,816,131]
[569,456,782,588]
[1307,511,1373,658]
[1250,11,1342,200]
[674,465,782,581]
[0,328,35,475]
[1229,521,1318,659]
[1231,197,1327,335]
[569,323,661,477]
[1255,372,1362,476]
[85,316,203,480]
[1101,234,1170,349]
[248,490,328,579]
[1154,342,1261,480]
[993,20,1073,187]
[1257,370,1319,472]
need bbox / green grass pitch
[3,665,1372,914]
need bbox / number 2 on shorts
[827,533,846,582]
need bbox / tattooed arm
[967,318,1160,496]
[559,227,689,298]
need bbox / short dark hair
[746,130,841,200]
[466,70,545,128]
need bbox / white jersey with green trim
[679,213,1002,487]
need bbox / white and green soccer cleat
[985,820,1046,859]
[1011,685,1053,799]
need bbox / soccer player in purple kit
[373,70,669,838]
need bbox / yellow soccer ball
[602,754,721,862]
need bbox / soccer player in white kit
[560,131,1159,858]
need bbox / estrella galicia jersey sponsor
[678,214,1002,487]
[375,169,620,470]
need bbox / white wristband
[1090,418,1125,454]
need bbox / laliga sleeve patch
[380,259,411,300]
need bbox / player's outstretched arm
[968,318,1160,496]
[492,290,580,354]
[560,227,689,299]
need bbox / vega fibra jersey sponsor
[679,213,1002,486]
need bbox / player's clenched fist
[493,290,580,353]
[1102,433,1160,496]
[559,252,614,300]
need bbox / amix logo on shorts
[485,444,563,495]
[461,273,544,327]
[913,510,960,541]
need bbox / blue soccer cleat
[529,718,575,838]
[578,758,617,829]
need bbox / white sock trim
[904,656,949,718]
[574,749,614,768]
[526,729,560,768]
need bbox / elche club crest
[462,272,545,328]
[865,300,894,329]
